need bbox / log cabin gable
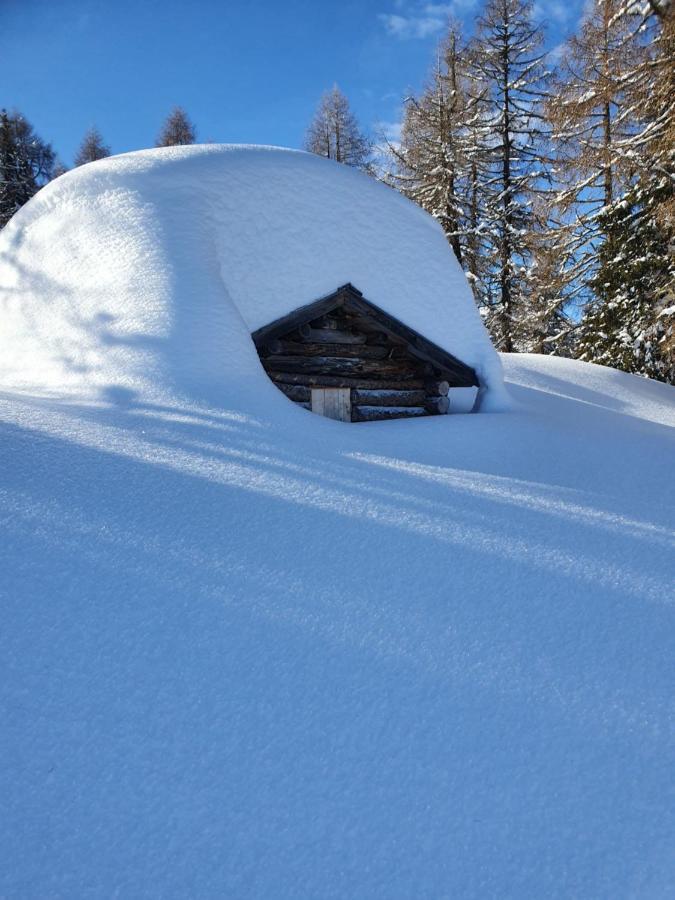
[252,284,479,422]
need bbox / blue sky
[3,0,583,167]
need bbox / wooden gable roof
[251,283,479,388]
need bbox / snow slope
[0,144,506,408]
[1,354,674,898]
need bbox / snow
[0,144,506,410]
[1,348,674,897]
[1,148,673,894]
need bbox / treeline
[0,106,196,228]
[2,0,672,383]
[305,0,674,384]
[390,0,674,383]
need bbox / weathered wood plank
[296,328,366,345]
[270,373,425,389]
[344,295,479,387]
[425,379,450,396]
[311,387,351,422]
[253,294,345,345]
[424,396,450,415]
[268,340,389,359]
[251,282,479,389]
[278,384,311,402]
[263,356,429,378]
[353,406,428,422]
[364,331,391,347]
[309,315,344,330]
[352,388,426,407]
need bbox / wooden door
[311,387,351,422]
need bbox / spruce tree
[576,183,672,377]
[74,127,111,166]
[156,107,197,147]
[548,0,646,309]
[0,110,55,228]
[573,0,675,381]
[305,86,372,170]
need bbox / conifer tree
[548,0,646,303]
[305,86,372,170]
[576,183,672,376]
[522,199,578,354]
[468,0,550,351]
[386,28,480,269]
[0,110,55,228]
[573,0,675,381]
[74,127,111,166]
[156,107,197,147]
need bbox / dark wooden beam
[352,388,426,407]
[353,406,428,422]
[277,384,311,403]
[424,396,449,415]
[270,373,425,390]
[425,379,450,396]
[296,328,366,345]
[267,340,389,360]
[343,294,478,387]
[252,292,345,346]
[263,356,429,378]
[252,282,478,389]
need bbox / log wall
[257,305,458,422]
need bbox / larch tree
[156,106,197,147]
[468,0,550,352]
[304,86,372,170]
[385,28,484,274]
[74,127,111,166]
[548,1,644,309]
[521,197,578,354]
[0,109,55,228]
[561,0,674,381]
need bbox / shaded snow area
[0,144,506,409]
[1,354,674,898]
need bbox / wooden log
[353,406,428,422]
[263,356,428,378]
[296,327,366,345]
[352,388,426,407]
[425,379,450,396]
[364,331,390,347]
[425,396,450,415]
[309,315,342,330]
[270,373,425,389]
[268,340,388,359]
[345,294,479,386]
[278,383,311,402]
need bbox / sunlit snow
[1,147,673,898]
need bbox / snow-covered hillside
[0,145,505,407]
[2,354,674,898]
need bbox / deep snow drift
[0,144,506,408]
[1,147,673,896]
[1,353,674,897]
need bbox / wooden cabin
[252,283,479,422]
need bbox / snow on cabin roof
[252,282,479,387]
[0,144,507,409]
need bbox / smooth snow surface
[2,353,674,898]
[0,144,506,408]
